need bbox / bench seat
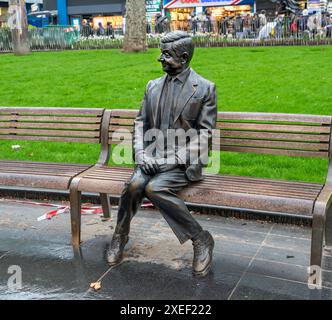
[75,165,323,216]
[0,160,91,189]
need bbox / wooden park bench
[0,107,112,220]
[1,107,331,285]
[68,109,332,285]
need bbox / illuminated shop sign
[146,0,162,13]
[163,0,254,9]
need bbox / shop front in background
[0,6,8,27]
[168,7,193,31]
[88,15,123,35]
[163,0,254,32]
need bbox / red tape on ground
[1,198,154,221]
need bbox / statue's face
[158,42,187,76]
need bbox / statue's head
[158,31,195,76]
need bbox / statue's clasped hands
[139,157,178,175]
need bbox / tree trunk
[123,0,147,52]
[8,0,30,55]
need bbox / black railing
[1,17,332,53]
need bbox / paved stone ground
[0,198,332,300]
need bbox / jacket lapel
[173,69,198,124]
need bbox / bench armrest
[97,110,112,166]
[315,184,332,208]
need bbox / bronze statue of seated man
[107,31,217,277]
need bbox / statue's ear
[181,52,189,65]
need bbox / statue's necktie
[160,77,175,133]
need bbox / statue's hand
[140,157,160,175]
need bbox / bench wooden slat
[0,135,99,143]
[219,145,329,158]
[218,112,332,124]
[217,122,331,133]
[109,125,135,133]
[0,168,88,175]
[198,182,320,196]
[0,116,102,123]
[0,169,79,177]
[0,165,87,172]
[219,130,330,142]
[0,161,89,167]
[0,172,82,189]
[110,118,135,125]
[0,128,99,137]
[0,160,89,168]
[111,109,138,118]
[217,138,329,151]
[180,188,316,216]
[0,107,104,116]
[0,122,101,130]
[204,174,322,188]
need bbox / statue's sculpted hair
[161,31,195,63]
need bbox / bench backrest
[217,112,332,158]
[107,109,332,159]
[0,107,104,143]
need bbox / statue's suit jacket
[134,68,217,182]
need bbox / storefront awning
[163,0,254,9]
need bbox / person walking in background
[106,21,114,38]
[243,14,251,38]
[205,12,212,33]
[307,11,319,38]
[298,9,309,34]
[251,13,260,38]
[97,22,105,36]
[259,10,267,28]
[219,16,228,37]
[290,14,298,37]
[234,14,244,39]
[191,14,198,35]
[274,13,283,39]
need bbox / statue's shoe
[192,230,214,277]
[106,233,129,266]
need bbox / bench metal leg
[325,205,332,248]
[70,188,82,247]
[309,209,325,288]
[100,193,111,219]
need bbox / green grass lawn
[0,46,332,183]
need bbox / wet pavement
[0,198,332,300]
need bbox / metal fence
[0,26,80,52]
[1,17,332,53]
[0,28,12,52]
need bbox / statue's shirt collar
[166,67,191,84]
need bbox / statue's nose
[158,55,165,62]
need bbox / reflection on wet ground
[1,199,332,300]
